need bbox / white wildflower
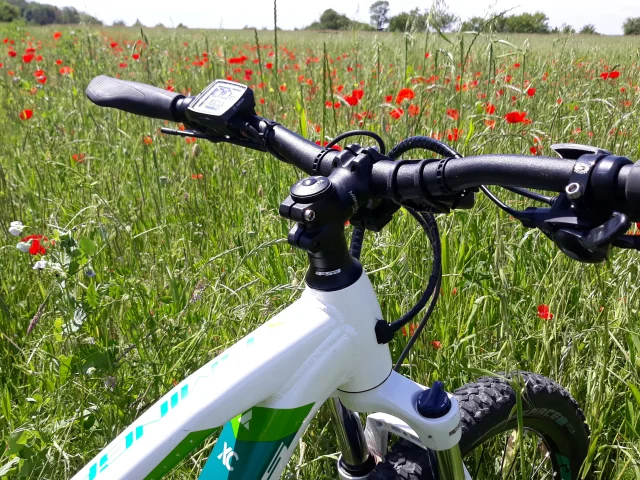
[16,241,31,253]
[86,367,96,375]
[9,221,24,236]
[33,259,47,270]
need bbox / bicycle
[72,75,640,479]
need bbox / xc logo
[217,442,239,471]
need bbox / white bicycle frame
[72,271,465,480]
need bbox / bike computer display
[185,79,256,133]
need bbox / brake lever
[613,235,640,250]
[160,127,265,151]
[582,213,630,250]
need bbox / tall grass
[0,23,639,478]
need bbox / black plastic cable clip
[375,319,396,344]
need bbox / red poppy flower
[344,94,358,106]
[537,304,554,320]
[527,87,536,97]
[165,85,174,92]
[72,153,86,163]
[484,119,496,129]
[55,59,62,65]
[19,109,33,120]
[446,108,459,121]
[513,63,521,68]
[110,42,118,48]
[504,111,527,124]
[385,95,392,103]
[485,103,496,114]
[279,84,287,92]
[424,52,431,58]
[228,55,248,65]
[408,104,419,117]
[325,100,333,108]
[390,108,404,119]
[430,340,442,349]
[265,62,273,69]
[119,62,128,68]
[21,234,50,255]
[395,88,415,104]
[143,136,152,145]
[53,32,62,40]
[8,50,16,57]
[352,88,364,100]
[402,323,417,337]
[23,53,34,63]
[447,128,461,142]
[609,71,620,79]
[191,173,203,179]
[59,66,73,75]
[36,75,46,84]
[600,72,609,80]
[132,53,140,60]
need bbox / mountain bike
[72,75,640,479]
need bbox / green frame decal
[199,403,314,479]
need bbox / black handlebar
[86,76,191,122]
[258,124,640,220]
[84,75,640,222]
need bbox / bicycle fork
[330,373,468,480]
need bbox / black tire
[368,372,590,479]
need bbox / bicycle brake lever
[613,235,640,250]
[582,213,630,250]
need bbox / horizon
[43,0,639,36]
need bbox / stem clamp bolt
[565,182,583,200]
[304,210,316,222]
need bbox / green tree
[429,8,458,32]
[307,9,373,31]
[369,1,389,30]
[23,3,57,25]
[112,19,126,26]
[579,24,597,34]
[560,23,575,34]
[503,12,550,33]
[0,1,20,22]
[388,8,426,32]
[133,18,144,27]
[58,6,80,24]
[461,16,484,31]
[79,12,102,25]
[623,17,640,35]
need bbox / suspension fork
[329,397,467,480]
[328,398,377,478]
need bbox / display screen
[189,80,247,116]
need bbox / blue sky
[50,0,638,35]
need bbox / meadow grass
[0,23,640,478]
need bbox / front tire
[369,372,590,479]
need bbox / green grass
[1,23,640,478]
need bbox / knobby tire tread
[367,372,590,480]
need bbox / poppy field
[1,23,640,478]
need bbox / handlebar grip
[86,75,185,122]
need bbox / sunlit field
[1,23,640,478]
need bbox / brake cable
[346,134,551,369]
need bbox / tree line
[0,0,101,25]
[306,1,640,35]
